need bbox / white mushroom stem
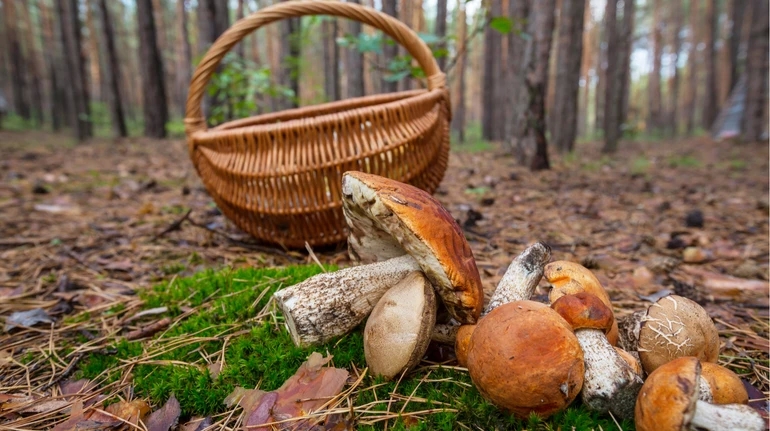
[431,242,550,343]
[576,329,644,420]
[484,242,551,315]
[698,377,715,403]
[273,254,420,347]
[689,401,765,431]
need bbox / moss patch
[76,264,632,429]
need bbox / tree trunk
[618,0,635,128]
[346,0,365,98]
[277,2,300,109]
[436,0,448,71]
[578,0,593,137]
[214,0,229,38]
[648,0,664,132]
[702,0,718,129]
[482,0,503,140]
[137,0,169,138]
[197,0,217,56]
[551,0,587,153]
[684,0,700,134]
[176,0,192,118]
[57,0,92,140]
[667,0,683,136]
[323,18,340,102]
[235,0,245,58]
[84,2,101,103]
[381,0,398,93]
[727,0,746,95]
[20,0,45,124]
[504,0,531,153]
[594,12,606,135]
[602,0,620,153]
[40,0,65,130]
[95,0,127,137]
[742,0,769,142]
[451,0,467,143]
[527,0,556,170]
[5,0,30,119]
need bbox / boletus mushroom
[273,172,483,347]
[551,292,643,420]
[363,271,437,379]
[466,301,584,419]
[699,362,750,405]
[635,356,765,431]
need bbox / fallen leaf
[207,361,222,379]
[638,289,673,303]
[145,395,181,431]
[4,308,53,331]
[179,416,213,431]
[103,399,151,425]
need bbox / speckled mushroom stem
[689,401,765,431]
[273,254,420,347]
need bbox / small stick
[151,208,192,241]
[125,318,172,340]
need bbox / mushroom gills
[364,271,437,380]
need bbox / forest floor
[1,129,768,429]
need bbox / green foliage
[451,122,494,153]
[630,156,651,175]
[1,114,39,131]
[489,16,513,34]
[667,154,702,168]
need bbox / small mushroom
[466,300,584,419]
[273,172,483,346]
[635,356,765,431]
[364,271,437,380]
[614,346,643,376]
[699,362,750,405]
[551,292,643,420]
[636,295,719,374]
[544,261,620,346]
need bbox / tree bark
[40,0,65,130]
[436,0,448,71]
[137,0,169,138]
[579,0,593,137]
[684,0,700,134]
[727,0,747,94]
[235,0,246,59]
[527,0,556,170]
[20,0,45,124]
[57,0,92,140]
[176,0,192,118]
[594,11,606,135]
[95,0,127,137]
[551,0,587,153]
[214,0,230,38]
[323,18,340,102]
[648,0,664,131]
[84,2,101,103]
[618,0,635,128]
[277,1,300,108]
[742,0,769,142]
[451,0,467,143]
[667,0,683,136]
[4,0,30,119]
[381,0,398,93]
[504,0,531,154]
[346,0,365,99]
[602,0,620,153]
[702,0,719,129]
[482,0,503,140]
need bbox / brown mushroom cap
[364,272,437,380]
[635,356,701,431]
[466,300,584,419]
[544,261,619,345]
[550,292,615,333]
[637,295,719,374]
[454,324,475,367]
[700,362,749,405]
[342,172,483,324]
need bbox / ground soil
[1,130,768,396]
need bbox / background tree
[647,0,663,131]
[667,0,683,136]
[602,0,620,153]
[175,0,192,117]
[136,0,168,138]
[20,0,45,125]
[57,0,92,140]
[742,0,768,142]
[684,0,700,134]
[96,0,127,137]
[551,0,587,153]
[323,17,340,102]
[481,0,503,141]
[345,0,364,99]
[381,0,398,93]
[503,0,531,153]
[618,0,635,128]
[451,0,467,143]
[5,0,30,120]
[435,0,448,71]
[727,0,746,93]
[702,0,718,129]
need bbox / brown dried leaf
[179,416,213,431]
[144,395,181,431]
[103,399,151,425]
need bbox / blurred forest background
[0,0,767,169]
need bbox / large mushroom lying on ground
[273,172,483,355]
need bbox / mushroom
[466,300,584,419]
[699,362,750,405]
[635,295,719,374]
[551,292,643,420]
[635,356,765,431]
[273,172,483,347]
[544,261,620,346]
[614,346,643,376]
[363,271,437,379]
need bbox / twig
[151,208,193,241]
[125,318,172,341]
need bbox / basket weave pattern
[185,1,451,248]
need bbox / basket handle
[185,0,446,137]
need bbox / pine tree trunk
[594,13,606,135]
[578,0,593,137]
[451,0,467,143]
[176,0,192,118]
[482,0,503,140]
[618,0,635,127]
[528,0,556,170]
[742,0,769,142]
[684,0,700,134]
[323,19,340,102]
[20,0,45,124]
[702,0,718,129]
[602,0,620,153]
[57,0,92,140]
[214,0,229,38]
[5,0,30,119]
[436,0,448,71]
[727,0,746,93]
[551,0,587,153]
[236,0,245,58]
[95,0,127,137]
[346,0,365,98]
[667,0,683,136]
[381,0,398,93]
[648,0,664,132]
[137,0,168,138]
[40,0,65,130]
[84,2,101,103]
[504,0,531,154]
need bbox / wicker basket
[184,1,450,248]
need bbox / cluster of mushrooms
[272,172,766,430]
